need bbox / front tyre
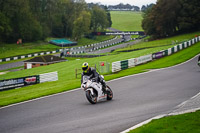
[106,85,113,100]
[86,90,97,104]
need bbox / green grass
[0,41,59,59]
[0,32,200,107]
[129,110,200,133]
[0,66,23,72]
[110,11,143,31]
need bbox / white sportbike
[81,75,113,104]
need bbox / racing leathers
[81,67,107,92]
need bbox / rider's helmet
[82,62,89,73]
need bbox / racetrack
[0,56,200,133]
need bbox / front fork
[86,88,94,96]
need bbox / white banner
[134,54,152,65]
[40,71,58,83]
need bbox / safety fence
[0,50,60,63]
[112,36,200,73]
[68,38,122,55]
[0,71,58,91]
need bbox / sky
[85,0,157,8]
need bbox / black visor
[82,66,88,71]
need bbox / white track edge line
[1,54,199,110]
[176,91,200,109]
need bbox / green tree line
[0,0,112,43]
[142,0,200,39]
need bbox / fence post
[75,69,77,79]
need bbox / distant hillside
[108,3,140,11]
[110,11,143,31]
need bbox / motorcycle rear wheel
[86,90,97,104]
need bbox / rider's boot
[102,82,107,94]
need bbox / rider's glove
[92,79,96,82]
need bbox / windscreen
[82,75,90,83]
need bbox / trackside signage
[0,78,24,90]
[0,71,58,91]
[134,54,152,65]
[0,76,39,91]
[91,31,145,36]
[152,52,164,59]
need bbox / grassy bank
[110,11,143,31]
[0,36,114,59]
[129,110,200,133]
[0,32,200,107]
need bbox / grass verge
[129,110,200,133]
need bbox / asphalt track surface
[0,56,200,133]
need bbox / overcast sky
[85,0,157,7]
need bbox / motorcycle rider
[81,62,107,93]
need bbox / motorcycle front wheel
[86,90,97,104]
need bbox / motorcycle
[81,75,113,104]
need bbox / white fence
[40,71,58,83]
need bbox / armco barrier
[0,50,61,63]
[112,54,152,72]
[112,36,200,73]
[153,36,200,58]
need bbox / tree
[0,0,43,42]
[178,0,200,32]
[142,7,157,38]
[0,12,12,42]
[104,6,112,27]
[142,0,181,39]
[73,11,91,40]
[142,0,200,39]
[0,0,111,43]
[90,6,109,31]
